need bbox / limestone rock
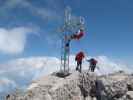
[6,71,133,100]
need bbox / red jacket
[71,31,84,40]
[75,52,85,62]
[76,31,84,40]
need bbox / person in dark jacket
[87,58,98,72]
[75,51,85,72]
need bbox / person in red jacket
[87,58,98,72]
[75,51,85,72]
[71,29,84,40]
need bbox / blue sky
[0,0,133,63]
[0,0,133,95]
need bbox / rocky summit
[6,71,133,100]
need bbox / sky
[0,0,133,96]
[0,0,132,62]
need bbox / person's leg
[89,65,92,72]
[91,64,96,72]
[92,64,96,72]
[92,66,95,72]
[91,66,94,72]
[76,62,79,71]
[93,65,96,72]
[79,61,82,73]
[90,65,93,72]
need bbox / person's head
[90,58,95,61]
[80,28,84,32]
[90,58,98,63]
[79,51,84,54]
[76,51,84,57]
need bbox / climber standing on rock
[75,51,85,73]
[87,58,98,72]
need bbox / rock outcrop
[6,71,133,100]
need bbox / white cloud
[0,56,60,93]
[94,56,132,75]
[5,57,60,77]
[0,27,34,54]
[0,56,132,94]
[0,78,17,93]
[1,0,60,21]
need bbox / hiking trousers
[90,64,96,72]
[76,61,82,72]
